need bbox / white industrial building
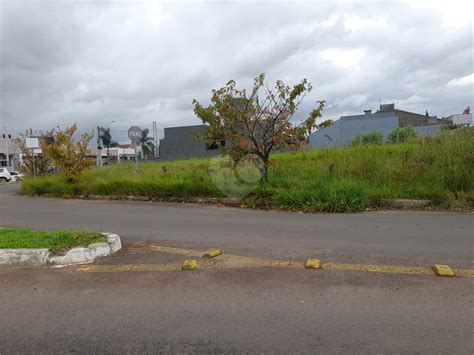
[90,146,139,165]
[445,113,473,127]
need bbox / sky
[0,0,472,142]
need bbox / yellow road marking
[203,249,222,258]
[149,245,301,268]
[77,263,213,273]
[75,244,474,278]
[77,264,177,272]
[149,245,202,257]
[454,268,474,278]
[432,264,455,277]
[76,261,474,277]
[322,262,433,275]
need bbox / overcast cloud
[0,0,472,141]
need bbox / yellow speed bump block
[305,259,321,269]
[432,264,455,277]
[203,249,222,258]
[182,259,198,270]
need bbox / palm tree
[139,129,155,159]
[99,127,112,165]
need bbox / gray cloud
[0,0,472,141]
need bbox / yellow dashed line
[454,268,474,278]
[149,245,202,257]
[149,245,301,268]
[76,261,222,273]
[321,262,433,276]
[74,244,474,278]
[77,264,181,272]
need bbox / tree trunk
[260,160,269,182]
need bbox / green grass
[21,128,474,212]
[0,228,106,254]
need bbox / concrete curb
[78,194,241,206]
[30,194,473,213]
[77,195,461,212]
[0,248,50,265]
[0,232,122,266]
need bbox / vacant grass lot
[22,128,474,212]
[0,228,106,253]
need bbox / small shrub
[351,131,383,146]
[44,124,94,182]
[388,126,417,143]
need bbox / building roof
[163,124,206,132]
[376,104,443,127]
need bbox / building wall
[159,125,220,161]
[447,113,473,126]
[393,110,439,127]
[310,112,398,148]
[309,119,343,148]
[413,125,442,136]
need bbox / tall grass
[21,128,474,212]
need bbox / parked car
[0,168,12,182]
[9,171,24,182]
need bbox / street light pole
[135,143,139,170]
[3,126,9,168]
[32,148,36,177]
[106,121,114,165]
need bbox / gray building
[310,104,445,148]
[159,125,221,161]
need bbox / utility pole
[3,126,10,169]
[135,143,139,170]
[152,121,158,159]
[96,126,102,167]
[32,147,36,177]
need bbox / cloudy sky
[0,0,472,142]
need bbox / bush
[388,126,417,143]
[351,131,384,146]
[44,124,94,182]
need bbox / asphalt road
[0,183,472,265]
[0,183,473,353]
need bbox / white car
[9,171,24,182]
[0,168,12,182]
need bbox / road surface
[0,183,473,353]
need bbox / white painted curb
[0,248,50,265]
[0,232,122,266]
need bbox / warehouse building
[309,104,446,148]
[159,125,221,161]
